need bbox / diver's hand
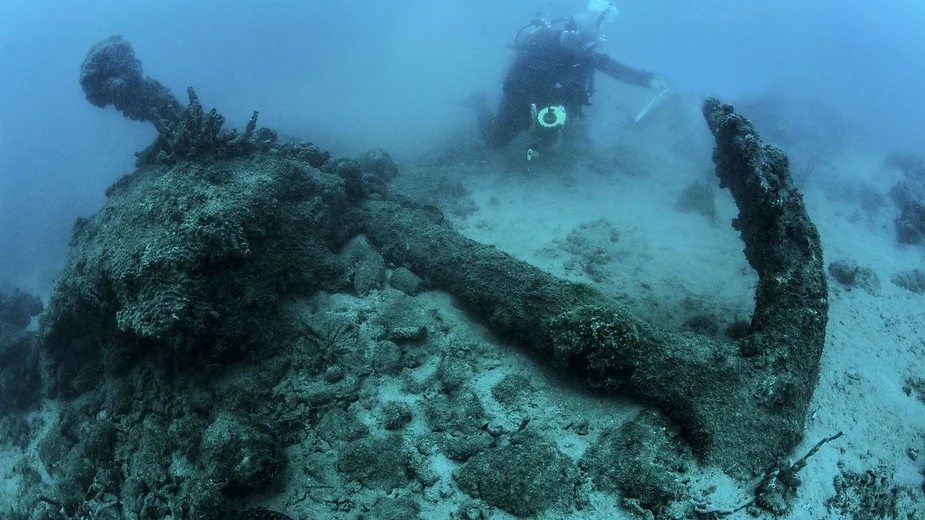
[648,78,669,92]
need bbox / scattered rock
[365,496,419,520]
[0,327,41,414]
[380,325,428,344]
[370,340,403,375]
[358,148,399,183]
[456,433,578,517]
[886,154,925,245]
[424,392,492,462]
[888,179,925,213]
[725,319,751,340]
[340,236,386,295]
[434,353,475,395]
[857,184,887,215]
[828,260,860,285]
[895,202,925,245]
[0,290,43,415]
[325,157,368,202]
[886,153,925,179]
[902,377,925,406]
[0,290,43,329]
[891,269,925,294]
[389,267,424,295]
[675,179,716,221]
[825,464,924,519]
[491,373,535,409]
[560,218,621,283]
[234,508,293,520]
[200,413,281,489]
[36,410,118,512]
[336,434,410,490]
[683,314,719,337]
[828,260,881,296]
[381,401,413,431]
[580,410,689,516]
[316,407,370,443]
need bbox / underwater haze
[1,0,924,292]
[4,1,925,519]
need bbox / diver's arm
[594,53,657,88]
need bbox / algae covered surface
[1,32,923,520]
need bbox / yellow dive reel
[527,104,567,161]
[532,103,567,129]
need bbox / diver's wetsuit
[478,27,654,149]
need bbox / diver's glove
[648,78,669,92]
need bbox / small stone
[390,267,424,295]
[358,148,399,182]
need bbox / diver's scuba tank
[512,3,617,50]
[510,14,568,49]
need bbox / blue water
[2,0,924,293]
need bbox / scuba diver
[467,5,668,161]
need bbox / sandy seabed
[2,100,924,519]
